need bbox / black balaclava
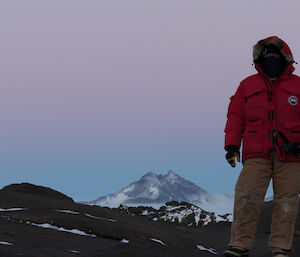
[260,44,286,78]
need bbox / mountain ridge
[86,170,220,208]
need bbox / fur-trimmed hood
[253,36,294,63]
[253,36,295,79]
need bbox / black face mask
[261,56,285,78]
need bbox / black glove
[225,145,240,168]
[290,143,300,156]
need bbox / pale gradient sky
[1,1,300,201]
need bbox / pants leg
[229,157,272,249]
[269,151,300,250]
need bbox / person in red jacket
[224,36,300,257]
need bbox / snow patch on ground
[121,239,130,243]
[85,213,117,222]
[197,244,217,255]
[69,250,80,253]
[55,209,79,215]
[203,215,212,226]
[0,208,26,212]
[161,205,193,223]
[0,241,13,246]
[30,222,97,237]
[150,238,166,246]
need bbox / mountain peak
[143,171,156,177]
[164,170,180,184]
[165,170,178,177]
[90,170,214,207]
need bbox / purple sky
[1,1,300,201]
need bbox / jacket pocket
[242,121,264,154]
[244,87,266,121]
[281,122,300,143]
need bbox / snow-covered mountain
[85,170,234,214]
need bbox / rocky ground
[0,183,299,257]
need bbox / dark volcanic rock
[0,183,299,257]
[2,183,73,202]
[0,183,74,209]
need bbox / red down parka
[224,36,300,162]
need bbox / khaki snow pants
[229,150,300,250]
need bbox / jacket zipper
[264,79,276,151]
